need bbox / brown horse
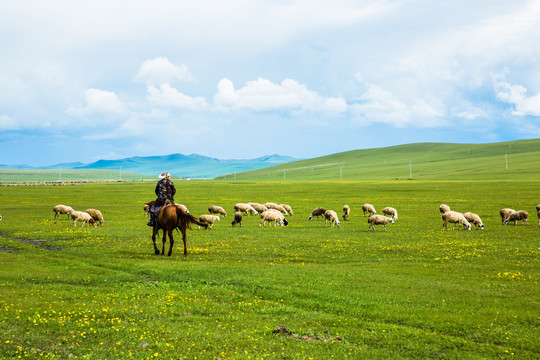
[151,204,208,257]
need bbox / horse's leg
[167,229,174,256]
[161,230,167,256]
[181,228,188,257]
[151,227,160,255]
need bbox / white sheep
[463,212,484,230]
[382,207,398,221]
[264,202,288,215]
[441,211,471,231]
[248,203,268,213]
[71,211,97,228]
[367,214,394,231]
[342,205,350,221]
[53,204,74,220]
[0,213,2,221]
[208,205,227,217]
[362,203,376,216]
[234,203,258,215]
[85,209,104,226]
[280,204,293,215]
[439,204,451,214]
[504,210,529,225]
[231,211,243,227]
[259,209,288,227]
[537,209,540,227]
[198,214,220,229]
[500,208,515,224]
[308,207,326,220]
[324,210,340,227]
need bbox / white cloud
[213,77,347,113]
[349,84,444,128]
[147,84,207,110]
[67,88,127,116]
[133,57,195,86]
[494,74,540,116]
[0,115,19,130]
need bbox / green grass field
[0,180,538,359]
[219,139,540,181]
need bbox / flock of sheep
[44,201,540,232]
[439,204,539,230]
[52,205,104,228]
[156,201,539,232]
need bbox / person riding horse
[147,172,176,226]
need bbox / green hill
[217,139,540,181]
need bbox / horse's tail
[176,206,208,230]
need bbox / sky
[1,0,540,166]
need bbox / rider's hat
[158,172,170,179]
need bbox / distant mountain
[0,154,300,178]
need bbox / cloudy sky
[1,0,539,166]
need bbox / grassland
[0,180,538,359]
[219,139,540,181]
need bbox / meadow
[0,180,539,359]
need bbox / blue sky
[1,0,539,166]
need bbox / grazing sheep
[248,203,268,213]
[85,209,104,226]
[537,209,540,227]
[308,207,326,220]
[382,207,398,221]
[280,204,293,215]
[362,203,376,216]
[439,204,451,214]
[143,201,153,217]
[234,203,258,215]
[231,211,243,227]
[198,214,220,229]
[342,205,350,221]
[504,210,529,225]
[53,204,74,220]
[500,208,515,224]
[71,211,97,228]
[0,213,2,220]
[324,210,340,227]
[259,209,289,227]
[441,211,472,231]
[463,212,484,230]
[208,205,227,217]
[367,214,394,231]
[264,202,288,215]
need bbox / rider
[147,172,176,226]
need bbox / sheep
[280,204,293,215]
[85,209,104,226]
[504,210,529,225]
[382,207,398,221]
[439,204,451,214]
[536,204,540,226]
[463,212,484,230]
[198,214,220,229]
[324,210,340,227]
[0,213,2,221]
[264,202,288,215]
[367,214,394,231]
[441,211,471,231]
[234,203,258,216]
[248,203,268,213]
[308,207,326,220]
[208,205,227,217]
[536,204,540,212]
[259,209,288,227]
[71,211,97,228]
[342,205,350,221]
[231,211,243,227]
[500,208,515,224]
[362,203,376,216]
[53,204,74,220]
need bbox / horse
[151,204,208,257]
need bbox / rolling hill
[217,139,540,181]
